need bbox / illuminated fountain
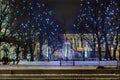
[61,38,74,60]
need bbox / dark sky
[41,0,81,33]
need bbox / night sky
[41,0,81,33]
[9,0,119,33]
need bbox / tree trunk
[39,41,43,61]
[29,43,34,61]
[22,46,27,60]
[113,32,118,60]
[16,45,19,61]
[96,32,102,61]
[92,32,96,58]
[104,28,112,60]
[81,37,85,60]
[98,37,102,61]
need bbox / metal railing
[0,58,119,67]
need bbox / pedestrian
[2,56,9,65]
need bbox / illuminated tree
[0,0,20,64]
[0,0,11,60]
[0,0,10,42]
[97,0,119,60]
[73,0,98,60]
[74,0,119,60]
[10,0,63,61]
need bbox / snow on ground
[0,60,119,67]
[0,61,119,70]
[18,61,119,66]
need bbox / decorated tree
[0,0,11,42]
[10,0,63,61]
[74,0,119,60]
[0,0,11,60]
[0,0,20,64]
[73,0,99,60]
[96,0,119,60]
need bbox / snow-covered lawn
[18,60,119,66]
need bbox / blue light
[25,24,28,26]
[23,26,26,28]
[12,0,15,2]
[42,4,45,7]
[23,0,26,3]
[17,11,19,13]
[87,1,90,4]
[81,14,86,17]
[39,28,42,31]
[55,28,57,31]
[30,7,33,10]
[21,23,24,26]
[46,18,49,24]
[28,13,31,16]
[56,25,59,27]
[110,31,113,34]
[28,21,30,23]
[21,13,23,16]
[38,14,41,17]
[50,21,53,25]
[38,23,40,26]
[48,11,52,15]
[94,21,96,24]
[106,17,110,20]
[51,32,54,35]
[73,24,76,27]
[36,2,41,7]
